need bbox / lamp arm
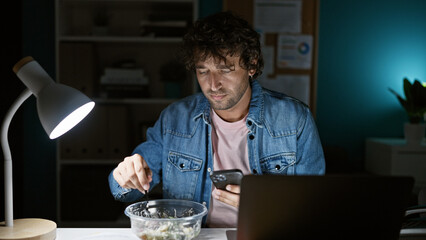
[1,88,32,227]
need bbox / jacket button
[275,165,281,170]
[179,163,185,168]
[252,169,257,174]
[247,120,252,126]
[249,135,255,140]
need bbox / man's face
[195,55,253,112]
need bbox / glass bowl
[125,199,208,240]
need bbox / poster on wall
[277,34,313,69]
[254,0,302,33]
[258,74,310,105]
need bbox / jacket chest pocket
[260,152,296,175]
[164,151,202,200]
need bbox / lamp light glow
[49,101,95,139]
[1,56,95,240]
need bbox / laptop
[229,174,414,240]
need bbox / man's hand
[213,184,241,208]
[113,153,152,193]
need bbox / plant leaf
[412,80,426,109]
[388,87,408,110]
[403,78,413,106]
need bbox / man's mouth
[210,94,226,101]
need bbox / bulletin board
[223,0,319,116]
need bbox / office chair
[400,187,426,238]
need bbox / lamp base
[0,218,56,240]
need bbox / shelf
[59,36,184,43]
[366,138,426,151]
[365,138,426,193]
[93,97,178,105]
[56,0,198,227]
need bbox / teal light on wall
[317,0,426,170]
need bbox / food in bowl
[125,199,208,240]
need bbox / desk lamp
[0,56,95,239]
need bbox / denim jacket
[108,80,325,206]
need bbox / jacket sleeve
[295,107,326,175]
[108,110,166,202]
[108,170,143,202]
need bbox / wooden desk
[56,228,233,240]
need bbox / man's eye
[197,70,207,75]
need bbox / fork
[141,190,151,217]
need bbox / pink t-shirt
[206,109,251,228]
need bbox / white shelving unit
[365,138,426,193]
[55,0,198,227]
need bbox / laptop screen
[235,174,414,240]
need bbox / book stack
[100,68,150,98]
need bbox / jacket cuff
[108,170,142,202]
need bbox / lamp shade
[37,83,95,139]
[13,56,95,139]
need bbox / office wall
[316,0,426,171]
[21,0,56,220]
[0,0,54,223]
[200,0,426,172]
[0,0,24,223]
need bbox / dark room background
[1,0,425,223]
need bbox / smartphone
[210,169,243,190]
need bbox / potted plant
[389,78,426,145]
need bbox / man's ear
[249,69,256,77]
[249,59,258,76]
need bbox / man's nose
[210,72,222,91]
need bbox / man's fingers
[129,155,151,192]
[132,155,151,191]
[225,184,241,194]
[112,154,152,193]
[214,189,240,208]
[140,158,153,182]
[113,167,137,190]
[113,168,126,187]
[145,168,153,181]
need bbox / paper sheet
[254,0,302,33]
[277,34,313,69]
[258,74,310,105]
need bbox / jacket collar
[247,80,264,128]
[192,80,264,127]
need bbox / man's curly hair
[181,11,264,79]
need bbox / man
[109,11,325,228]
